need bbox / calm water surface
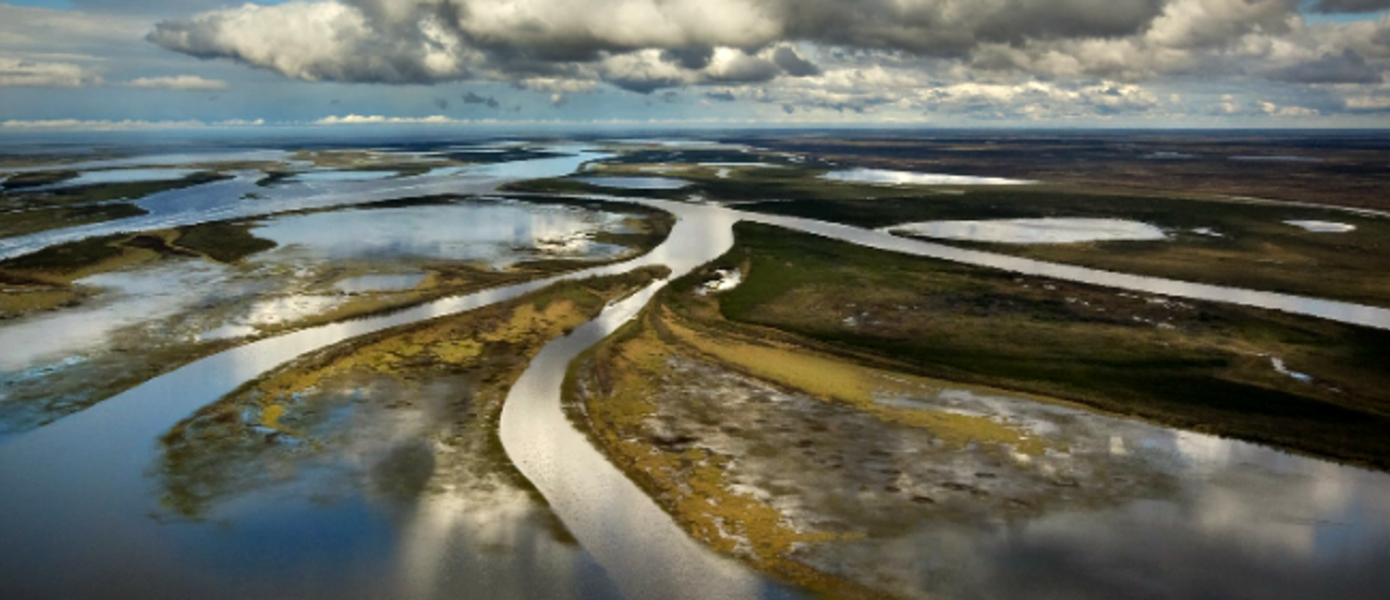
[571,176,692,190]
[2,166,1390,599]
[42,168,200,189]
[0,146,609,260]
[884,218,1168,244]
[821,167,1034,186]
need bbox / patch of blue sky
[1301,8,1390,25]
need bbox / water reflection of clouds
[886,218,1169,244]
[1,146,606,262]
[822,167,1033,186]
[869,363,1390,596]
[0,261,231,372]
[251,202,628,266]
[571,176,692,190]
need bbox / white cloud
[516,78,601,94]
[125,75,228,91]
[0,118,264,130]
[1259,101,1320,116]
[314,114,463,125]
[0,57,102,87]
[1344,93,1390,111]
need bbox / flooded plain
[2,140,1390,600]
[0,145,609,260]
[39,168,202,189]
[587,339,1390,599]
[0,197,652,437]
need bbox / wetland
[2,131,1389,600]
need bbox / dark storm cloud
[778,0,1165,55]
[603,73,687,94]
[771,46,820,77]
[661,47,715,70]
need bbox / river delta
[1,132,1389,600]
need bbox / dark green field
[677,222,1390,470]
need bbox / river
[2,159,1389,599]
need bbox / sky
[2,0,1390,130]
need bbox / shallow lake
[46,168,200,188]
[821,168,1034,186]
[3,159,1390,600]
[0,145,610,261]
[288,170,400,183]
[857,382,1390,599]
[571,176,692,190]
[251,200,630,265]
[1286,220,1356,233]
[885,218,1168,244]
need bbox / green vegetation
[158,267,668,518]
[585,159,1388,308]
[0,204,149,240]
[172,222,278,263]
[1,170,78,190]
[521,150,1390,307]
[683,222,1390,470]
[566,310,886,599]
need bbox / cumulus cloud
[137,0,1390,120]
[146,0,1176,87]
[771,46,820,77]
[0,57,102,87]
[315,113,515,124]
[148,1,485,83]
[126,75,229,90]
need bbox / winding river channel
[2,149,1390,599]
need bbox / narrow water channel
[2,190,1389,598]
[0,146,611,260]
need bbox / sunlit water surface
[884,218,1169,244]
[571,176,692,190]
[1,152,1389,599]
[821,167,1034,186]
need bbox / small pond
[885,218,1168,244]
[821,168,1034,186]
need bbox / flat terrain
[0,171,230,239]
[568,221,1390,597]
[161,268,666,517]
[746,132,1390,212]
[0,194,673,433]
[696,223,1390,468]
[514,150,1390,308]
